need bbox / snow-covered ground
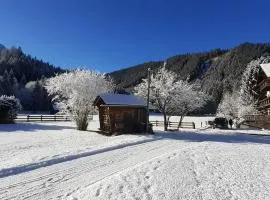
[0,120,270,200]
[0,121,150,170]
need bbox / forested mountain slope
[0,46,63,83]
[1,43,269,113]
[109,43,270,113]
[0,46,65,111]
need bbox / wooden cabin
[93,93,147,135]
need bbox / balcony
[258,96,270,109]
[258,78,270,92]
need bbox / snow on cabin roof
[260,63,270,77]
[96,93,146,106]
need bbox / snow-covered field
[0,120,270,200]
[0,121,151,171]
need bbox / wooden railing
[149,120,195,129]
[244,115,270,122]
[244,114,270,129]
[14,115,71,122]
[259,97,270,108]
[14,115,93,122]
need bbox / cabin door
[123,112,133,132]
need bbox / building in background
[257,63,270,115]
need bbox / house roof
[260,63,270,77]
[94,93,146,107]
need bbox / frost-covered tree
[217,92,240,123]
[217,91,257,127]
[217,56,270,127]
[45,69,114,131]
[0,95,22,123]
[217,92,237,119]
[172,82,209,128]
[135,63,208,131]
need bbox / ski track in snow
[0,121,270,200]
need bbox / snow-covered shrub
[0,95,22,123]
[135,63,208,131]
[45,69,114,131]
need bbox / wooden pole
[146,68,151,133]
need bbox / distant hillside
[0,46,65,111]
[109,43,270,113]
[0,46,64,83]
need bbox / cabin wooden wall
[98,106,147,134]
[99,107,110,132]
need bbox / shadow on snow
[0,123,74,132]
[155,130,270,145]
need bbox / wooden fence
[150,120,195,129]
[244,115,270,122]
[14,115,93,122]
[14,115,71,122]
[13,115,195,129]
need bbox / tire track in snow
[0,137,161,178]
[0,138,191,200]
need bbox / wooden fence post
[41,115,43,121]
[54,115,56,121]
[192,122,195,129]
[27,115,29,122]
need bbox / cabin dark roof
[94,93,146,107]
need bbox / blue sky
[0,0,269,72]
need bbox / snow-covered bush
[135,63,208,131]
[0,95,22,123]
[45,69,114,131]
